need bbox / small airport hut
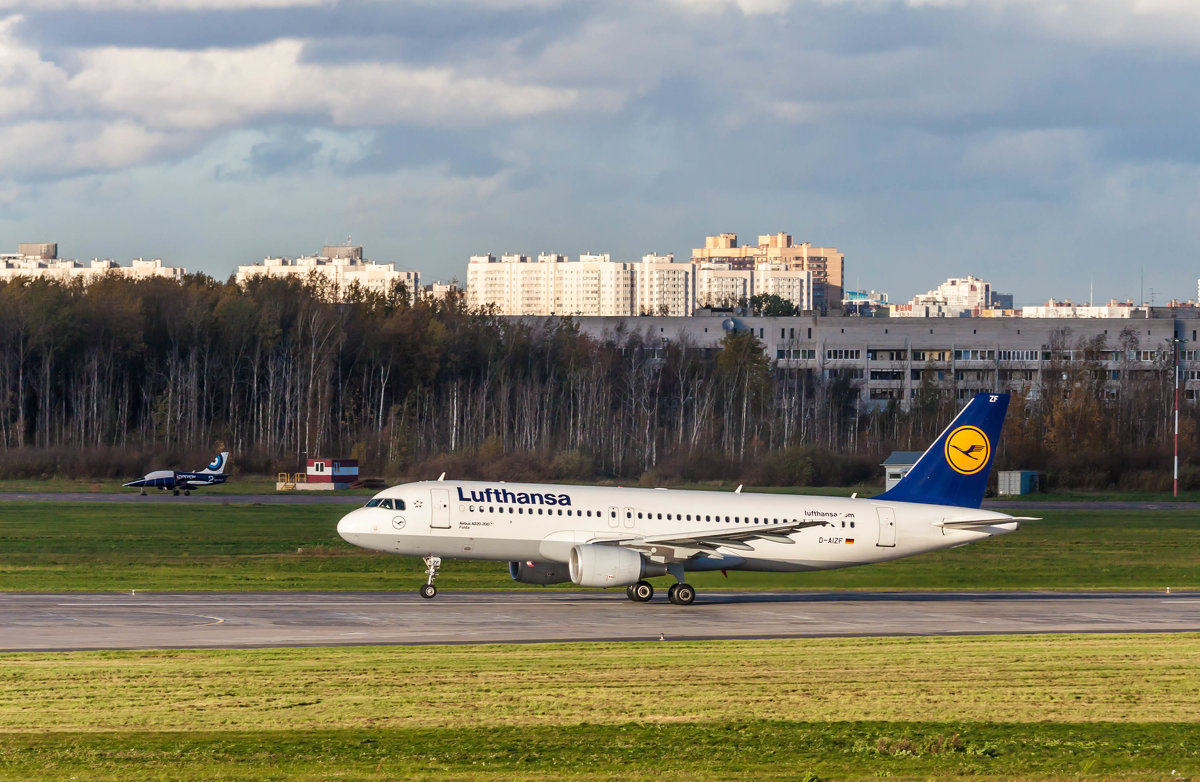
[277,458,359,491]
[997,470,1040,496]
[882,451,924,491]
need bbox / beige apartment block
[236,247,419,301]
[691,233,843,311]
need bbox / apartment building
[691,233,844,312]
[467,252,811,316]
[523,314,1193,408]
[235,245,419,301]
[0,243,185,283]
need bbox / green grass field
[0,501,1197,592]
[1,634,1197,779]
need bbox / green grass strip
[1,722,1197,781]
[3,635,1199,732]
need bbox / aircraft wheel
[669,583,696,606]
[626,585,635,600]
[172,489,180,496]
[184,490,190,496]
[631,580,654,602]
[419,584,438,599]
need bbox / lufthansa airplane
[124,452,230,496]
[337,393,1032,604]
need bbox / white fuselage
[336,480,1019,573]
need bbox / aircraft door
[623,507,635,529]
[876,507,897,547]
[608,506,619,529]
[430,489,451,529]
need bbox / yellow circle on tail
[944,426,991,475]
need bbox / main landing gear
[626,580,654,602]
[667,583,696,606]
[419,556,441,599]
[624,579,696,605]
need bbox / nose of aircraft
[337,509,366,542]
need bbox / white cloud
[664,0,793,14]
[0,119,194,177]
[0,0,332,9]
[0,16,68,119]
[69,39,604,131]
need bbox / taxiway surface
[2,591,1196,651]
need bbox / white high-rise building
[634,253,692,316]
[695,263,753,309]
[467,252,811,316]
[754,263,811,310]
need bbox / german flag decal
[845,539,855,544]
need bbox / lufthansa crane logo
[944,426,991,475]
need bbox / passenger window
[705,515,711,522]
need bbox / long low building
[519,314,1198,407]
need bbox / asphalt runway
[2,591,1196,652]
[3,491,1200,511]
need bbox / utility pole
[1173,337,1186,497]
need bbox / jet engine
[508,560,572,585]
[568,544,666,588]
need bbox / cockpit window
[366,498,405,510]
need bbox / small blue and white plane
[124,452,230,496]
[338,393,1033,604]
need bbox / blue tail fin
[875,393,1009,508]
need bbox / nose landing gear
[419,556,442,599]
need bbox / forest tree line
[0,273,1194,490]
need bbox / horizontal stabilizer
[934,516,1038,530]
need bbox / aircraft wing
[600,519,831,557]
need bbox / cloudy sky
[2,0,1198,304]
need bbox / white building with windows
[0,244,186,284]
[468,252,813,316]
[634,253,692,316]
[236,245,418,301]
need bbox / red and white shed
[305,458,359,489]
